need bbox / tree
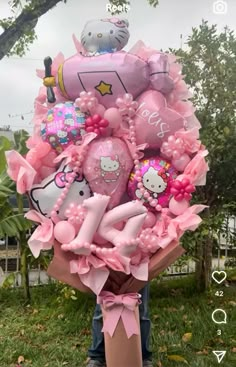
[0,130,32,302]
[171,21,236,290]
[0,0,159,60]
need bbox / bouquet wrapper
[47,241,184,367]
[101,301,142,367]
[47,240,184,294]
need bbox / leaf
[13,129,29,155]
[228,301,236,307]
[168,355,188,363]
[158,345,167,353]
[1,272,16,288]
[196,349,208,355]
[17,355,25,364]
[182,332,192,343]
[0,136,12,172]
[0,213,32,238]
[71,295,77,300]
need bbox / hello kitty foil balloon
[41,101,86,153]
[128,156,178,211]
[81,18,130,54]
[83,137,133,209]
[43,18,173,108]
[30,161,91,219]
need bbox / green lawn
[0,276,236,367]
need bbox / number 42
[215,290,224,297]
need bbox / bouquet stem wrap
[100,292,142,367]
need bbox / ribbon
[97,291,141,338]
[55,170,83,188]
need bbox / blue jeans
[88,285,152,362]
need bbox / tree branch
[0,0,64,60]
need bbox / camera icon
[213,0,228,14]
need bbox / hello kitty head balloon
[128,156,178,210]
[30,161,91,219]
[81,18,130,54]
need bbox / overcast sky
[0,0,235,133]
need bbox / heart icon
[212,271,227,284]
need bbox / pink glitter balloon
[83,137,133,209]
[41,101,86,153]
[127,156,178,210]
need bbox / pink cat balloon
[83,137,133,208]
[30,160,91,219]
[134,90,186,148]
[128,156,178,210]
[44,17,173,108]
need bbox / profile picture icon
[213,0,228,14]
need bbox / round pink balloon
[83,137,133,209]
[128,156,178,211]
[104,108,122,129]
[54,221,76,243]
[169,197,189,216]
[134,90,185,148]
[142,211,156,229]
[172,153,191,172]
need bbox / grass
[0,275,236,367]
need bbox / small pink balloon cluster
[6,20,209,294]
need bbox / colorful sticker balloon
[41,101,86,153]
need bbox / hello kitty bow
[55,171,84,188]
[158,169,169,182]
[102,18,127,28]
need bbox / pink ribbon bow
[55,170,83,188]
[97,291,141,338]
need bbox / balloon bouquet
[6,18,208,367]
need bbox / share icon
[213,350,226,363]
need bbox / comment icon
[212,309,227,324]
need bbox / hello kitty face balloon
[81,18,130,54]
[142,167,169,198]
[30,161,91,219]
[128,156,178,210]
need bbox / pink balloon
[93,104,106,117]
[169,197,189,216]
[30,160,91,219]
[62,195,110,255]
[97,200,147,257]
[142,211,156,229]
[83,137,133,209]
[104,108,122,129]
[54,221,76,243]
[172,153,191,172]
[134,90,185,148]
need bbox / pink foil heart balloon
[83,137,133,209]
[134,90,186,148]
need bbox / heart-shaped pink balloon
[83,137,133,209]
[134,90,186,148]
